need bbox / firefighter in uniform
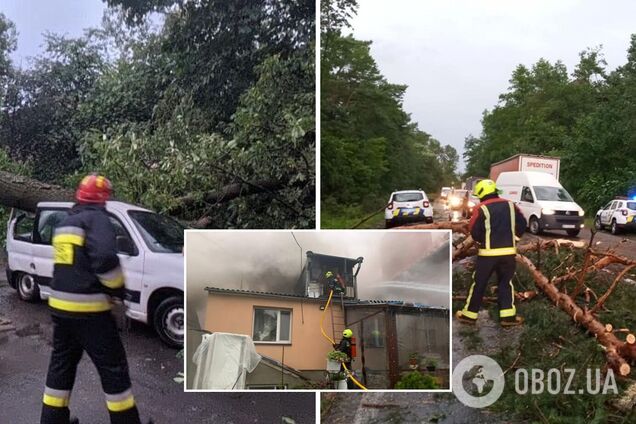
[324,271,345,295]
[334,329,354,388]
[455,179,527,327]
[41,175,143,424]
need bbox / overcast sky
[1,0,106,66]
[350,0,636,170]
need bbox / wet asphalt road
[0,274,315,424]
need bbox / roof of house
[204,286,448,311]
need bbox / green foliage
[464,38,636,213]
[230,51,316,228]
[0,12,16,104]
[0,2,314,229]
[327,350,349,362]
[394,371,439,390]
[321,6,458,227]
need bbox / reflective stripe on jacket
[50,204,125,315]
[469,195,527,256]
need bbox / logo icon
[453,355,505,408]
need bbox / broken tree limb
[591,264,636,314]
[515,254,633,376]
[572,232,596,299]
[168,179,291,215]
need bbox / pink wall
[204,293,345,371]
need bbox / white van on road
[496,171,584,237]
[6,201,184,347]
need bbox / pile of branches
[410,221,636,377]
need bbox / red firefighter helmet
[75,174,112,204]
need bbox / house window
[253,308,291,343]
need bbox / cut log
[453,235,476,261]
[516,254,633,376]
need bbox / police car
[385,190,434,228]
[594,197,636,235]
[6,201,184,347]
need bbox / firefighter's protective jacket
[49,204,125,315]
[469,194,527,256]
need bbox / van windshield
[534,186,574,202]
[128,211,184,253]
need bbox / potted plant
[408,352,420,370]
[327,350,349,372]
[425,357,438,372]
[331,372,348,390]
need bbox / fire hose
[320,289,368,391]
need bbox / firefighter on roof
[40,174,146,424]
[455,179,527,327]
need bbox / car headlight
[542,208,555,215]
[468,201,475,208]
[578,210,584,216]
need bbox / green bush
[394,371,439,390]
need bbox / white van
[6,201,184,347]
[496,171,584,237]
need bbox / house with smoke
[192,251,450,389]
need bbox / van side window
[109,215,138,256]
[610,201,618,210]
[521,187,534,203]
[36,210,69,245]
[13,214,35,242]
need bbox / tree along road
[0,272,314,423]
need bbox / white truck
[6,201,184,347]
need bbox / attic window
[253,308,292,343]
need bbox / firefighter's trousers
[41,312,141,424]
[461,255,517,320]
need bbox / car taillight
[622,210,628,216]
[423,201,430,208]
[388,202,393,210]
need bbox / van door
[519,186,539,222]
[109,212,145,318]
[7,210,35,279]
[32,207,70,295]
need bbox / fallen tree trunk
[0,170,294,216]
[516,254,632,376]
[0,171,74,212]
